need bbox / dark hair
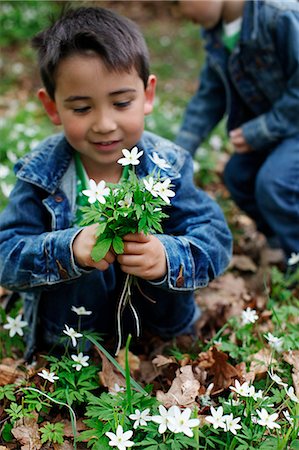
[32,6,150,99]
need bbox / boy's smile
[39,54,156,182]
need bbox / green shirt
[222,17,242,52]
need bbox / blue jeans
[223,134,299,258]
[36,263,199,354]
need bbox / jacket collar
[15,133,73,194]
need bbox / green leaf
[291,441,299,450]
[95,222,107,237]
[112,235,124,254]
[91,238,112,262]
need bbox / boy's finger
[123,232,150,243]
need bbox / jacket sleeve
[242,10,299,150]
[0,179,85,291]
[155,151,232,291]
[175,61,227,156]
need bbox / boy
[176,0,299,261]
[0,7,232,359]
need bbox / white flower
[288,252,299,266]
[63,324,83,347]
[199,383,214,406]
[118,194,133,209]
[268,370,288,388]
[252,389,264,401]
[149,152,171,170]
[205,406,226,430]
[3,314,28,338]
[209,135,223,151]
[38,369,59,383]
[1,182,13,198]
[117,146,143,166]
[193,160,200,173]
[224,398,242,407]
[143,176,158,197]
[264,332,284,352]
[285,386,299,403]
[167,406,200,437]
[71,306,92,316]
[0,164,9,179]
[71,352,90,371]
[230,380,253,397]
[283,410,294,425]
[241,307,259,325]
[129,408,151,429]
[223,413,242,435]
[151,404,175,434]
[153,178,175,204]
[82,179,110,204]
[105,425,134,449]
[109,383,125,395]
[256,408,280,429]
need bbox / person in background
[176,0,299,263]
[0,6,232,359]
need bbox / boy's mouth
[92,140,121,151]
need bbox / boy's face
[38,54,156,178]
[179,0,223,28]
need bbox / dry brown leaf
[97,350,126,392]
[156,365,200,408]
[283,350,299,370]
[152,355,176,367]
[247,348,275,381]
[138,360,162,384]
[0,446,9,450]
[196,273,247,329]
[283,350,299,396]
[197,347,215,369]
[208,347,239,393]
[63,418,87,437]
[0,358,24,386]
[53,441,73,450]
[12,414,42,450]
[229,255,257,273]
[116,349,140,373]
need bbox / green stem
[86,334,148,395]
[125,334,133,414]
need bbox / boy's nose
[91,113,117,134]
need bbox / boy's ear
[144,75,156,115]
[38,88,62,126]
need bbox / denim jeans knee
[255,135,299,257]
[224,151,273,236]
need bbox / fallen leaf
[229,255,257,272]
[0,359,24,386]
[208,347,239,393]
[152,355,176,367]
[12,413,42,450]
[156,365,200,408]
[96,350,126,392]
[283,350,299,396]
[247,348,275,381]
[116,349,140,373]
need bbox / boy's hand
[230,128,252,153]
[72,224,115,271]
[117,232,167,281]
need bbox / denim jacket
[176,0,299,155]
[0,131,232,355]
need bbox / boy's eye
[73,106,90,113]
[114,101,131,108]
